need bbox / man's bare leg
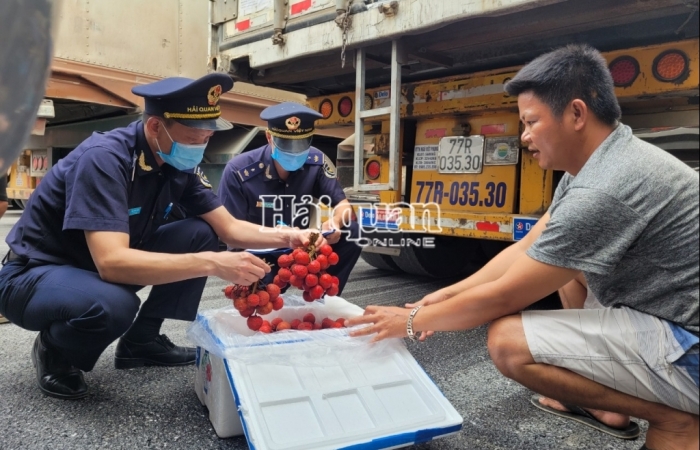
[536,274,631,429]
[488,315,699,450]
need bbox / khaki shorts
[522,306,699,415]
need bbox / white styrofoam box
[189,296,463,449]
[195,348,243,438]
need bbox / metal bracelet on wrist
[406,305,423,341]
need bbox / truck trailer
[208,0,699,277]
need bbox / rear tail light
[364,93,373,111]
[319,99,333,119]
[653,50,689,83]
[609,56,639,87]
[338,96,353,117]
[365,160,381,180]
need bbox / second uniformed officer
[0,74,322,400]
[218,102,362,294]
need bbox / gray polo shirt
[528,124,699,335]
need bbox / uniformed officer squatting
[0,73,323,400]
[218,102,363,295]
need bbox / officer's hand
[321,220,342,244]
[287,229,327,249]
[213,251,270,285]
[403,290,450,341]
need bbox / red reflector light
[366,160,381,180]
[319,99,333,119]
[338,96,353,117]
[609,56,639,87]
[653,50,689,83]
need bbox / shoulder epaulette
[305,149,324,165]
[237,160,266,182]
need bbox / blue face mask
[271,146,309,171]
[156,126,207,171]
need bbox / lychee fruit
[233,297,248,312]
[316,254,329,270]
[256,302,273,315]
[240,307,256,318]
[307,260,321,274]
[271,317,283,330]
[309,285,324,300]
[246,293,260,307]
[277,254,294,268]
[326,284,339,297]
[294,252,311,266]
[292,264,308,278]
[303,313,316,324]
[305,274,319,287]
[278,268,292,282]
[247,315,263,331]
[319,273,333,289]
[328,252,339,265]
[257,290,270,306]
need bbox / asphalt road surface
[0,208,646,449]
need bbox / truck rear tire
[390,235,487,278]
[360,252,402,272]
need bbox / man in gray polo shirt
[348,44,698,450]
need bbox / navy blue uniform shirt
[6,121,221,271]
[219,145,345,230]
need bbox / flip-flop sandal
[530,395,641,439]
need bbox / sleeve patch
[323,154,337,179]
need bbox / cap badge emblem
[285,116,301,130]
[207,85,223,106]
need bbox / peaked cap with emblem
[132,73,234,131]
[261,102,323,140]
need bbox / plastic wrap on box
[187,295,394,366]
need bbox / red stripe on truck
[236,19,251,31]
[476,221,500,232]
[291,0,312,15]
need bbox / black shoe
[114,334,196,369]
[31,333,88,400]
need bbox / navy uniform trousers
[0,218,218,372]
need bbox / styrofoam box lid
[224,339,463,450]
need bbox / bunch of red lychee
[223,283,284,331]
[273,239,340,302]
[253,313,346,333]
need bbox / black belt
[2,250,27,264]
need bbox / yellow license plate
[410,165,517,213]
